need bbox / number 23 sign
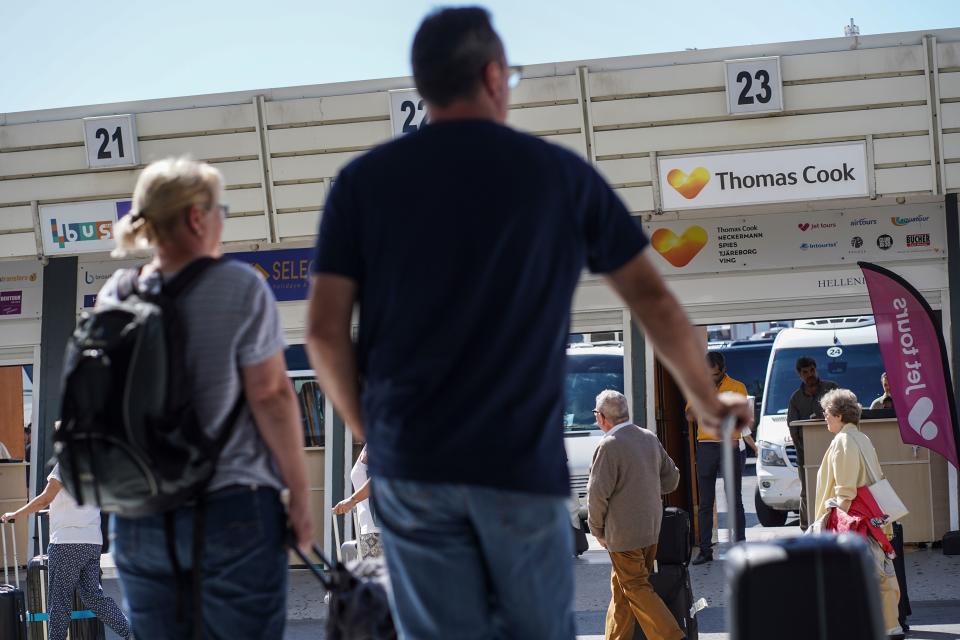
[388,89,429,137]
[724,56,784,115]
[83,114,139,168]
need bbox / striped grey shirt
[98,259,286,492]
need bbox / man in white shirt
[2,463,130,640]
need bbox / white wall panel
[211,159,263,186]
[277,211,320,239]
[0,120,82,149]
[274,183,326,211]
[592,92,725,126]
[938,43,960,69]
[596,158,652,185]
[265,93,389,126]
[0,206,34,232]
[939,72,960,100]
[0,171,138,204]
[590,62,722,98]
[943,133,960,160]
[137,104,255,136]
[222,216,267,242]
[271,152,359,181]
[946,164,960,191]
[0,232,36,258]
[507,104,582,133]
[594,106,929,155]
[510,76,580,104]
[874,165,934,194]
[543,133,587,157]
[615,186,654,212]
[140,132,260,162]
[941,103,960,129]
[0,146,88,176]
[268,121,391,154]
[780,46,925,80]
[873,135,932,164]
[222,187,265,213]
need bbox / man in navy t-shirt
[307,7,751,638]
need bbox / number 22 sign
[724,57,784,115]
[388,89,429,137]
[82,114,139,168]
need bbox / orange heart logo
[651,226,708,268]
[666,167,711,200]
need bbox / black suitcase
[572,524,589,556]
[1,521,28,640]
[943,529,960,556]
[656,507,692,566]
[633,564,698,640]
[891,522,911,631]
[727,534,886,640]
[26,511,105,640]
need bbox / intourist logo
[891,215,930,226]
[800,242,838,251]
[50,218,114,249]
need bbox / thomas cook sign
[658,142,869,211]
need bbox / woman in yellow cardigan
[813,388,902,640]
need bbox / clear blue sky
[2,1,956,114]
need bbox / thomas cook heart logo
[651,226,708,268]
[666,167,710,200]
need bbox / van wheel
[755,487,788,527]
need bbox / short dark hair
[411,7,505,107]
[707,351,725,371]
[796,356,817,371]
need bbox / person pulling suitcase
[586,390,686,640]
[1,462,130,640]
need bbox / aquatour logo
[891,215,930,226]
[50,218,114,249]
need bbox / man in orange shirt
[688,352,751,565]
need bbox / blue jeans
[112,486,288,640]
[373,478,575,640]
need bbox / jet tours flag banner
[859,261,960,469]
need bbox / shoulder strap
[850,431,881,484]
[116,267,143,301]
[163,257,220,298]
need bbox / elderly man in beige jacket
[588,390,683,640]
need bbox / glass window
[564,341,624,433]
[764,344,884,416]
[285,345,325,447]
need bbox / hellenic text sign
[643,203,945,275]
[657,142,869,210]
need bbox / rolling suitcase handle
[2,519,20,587]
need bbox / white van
[755,316,884,526]
[563,342,624,528]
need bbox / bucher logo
[892,215,930,226]
[906,233,931,248]
[651,226,708,267]
[666,168,710,200]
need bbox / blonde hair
[112,157,223,257]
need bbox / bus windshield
[764,344,885,416]
[564,353,624,432]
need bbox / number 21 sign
[388,89,429,137]
[82,114,139,168]
[724,57,784,115]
